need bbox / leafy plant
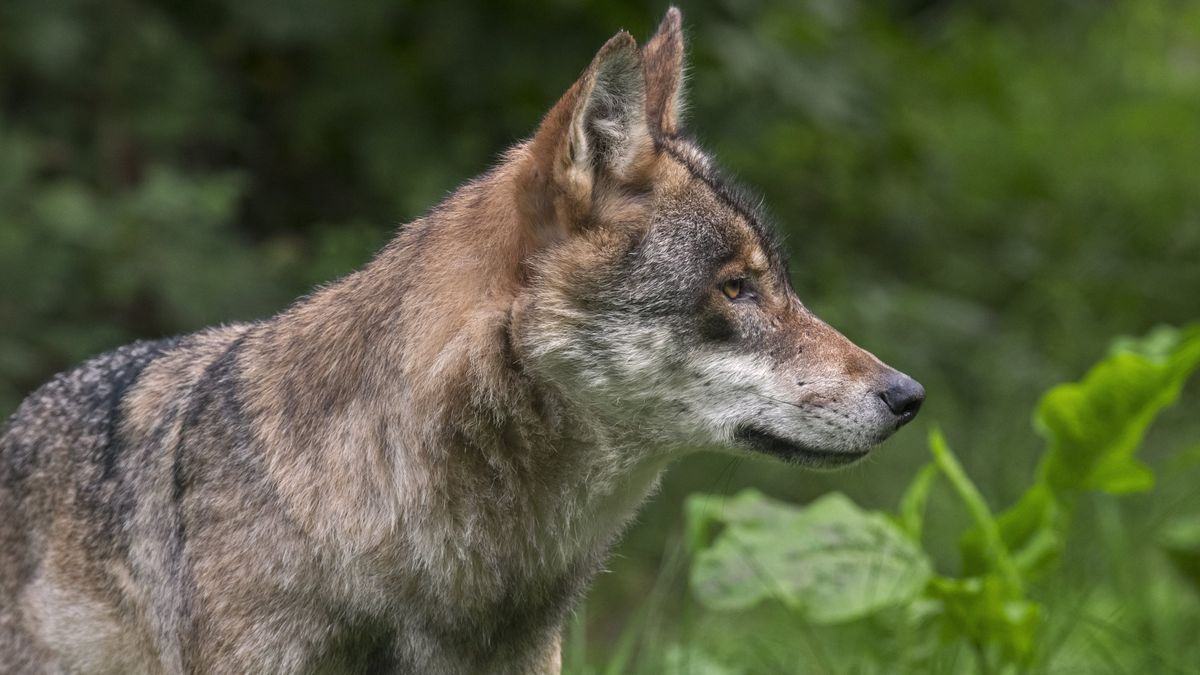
[688,491,932,623]
[686,324,1200,673]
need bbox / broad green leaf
[689,491,933,624]
[684,489,795,551]
[1036,324,1200,497]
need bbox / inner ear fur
[567,32,650,179]
[523,31,654,234]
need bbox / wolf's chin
[733,425,871,468]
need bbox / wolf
[0,8,923,674]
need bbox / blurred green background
[2,0,1198,672]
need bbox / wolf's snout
[878,372,925,426]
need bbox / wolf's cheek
[672,350,791,439]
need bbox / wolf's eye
[721,278,745,300]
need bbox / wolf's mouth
[733,425,869,467]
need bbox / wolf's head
[509,9,922,468]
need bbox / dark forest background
[2,0,1198,671]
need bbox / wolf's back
[0,331,253,672]
[1,338,181,485]
[0,339,179,655]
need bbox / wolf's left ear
[642,7,685,136]
[533,32,650,184]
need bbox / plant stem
[929,427,1024,592]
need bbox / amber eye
[721,278,745,300]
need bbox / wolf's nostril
[878,373,925,426]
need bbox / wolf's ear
[566,32,649,179]
[528,32,651,201]
[643,7,685,136]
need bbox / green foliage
[926,575,1041,669]
[926,432,1040,668]
[960,485,1061,581]
[684,324,1200,673]
[688,491,932,622]
[1037,324,1200,496]
[961,324,1200,582]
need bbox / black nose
[879,373,925,426]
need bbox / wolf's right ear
[643,7,685,136]
[524,31,652,227]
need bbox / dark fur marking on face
[696,303,738,342]
[659,141,789,273]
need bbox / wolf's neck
[243,153,666,590]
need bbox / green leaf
[1036,324,1200,497]
[684,489,782,552]
[689,491,933,624]
[896,462,939,542]
[961,484,1063,580]
[928,575,1042,667]
[959,325,1200,584]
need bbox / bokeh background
[2,0,1198,672]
